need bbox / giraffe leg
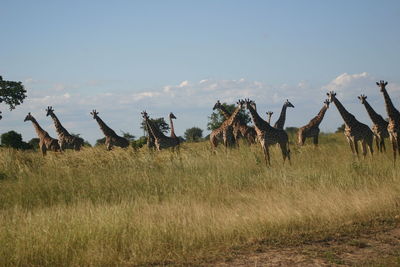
[58,140,64,152]
[222,132,228,151]
[375,136,380,152]
[280,141,291,165]
[354,139,360,157]
[297,132,303,146]
[40,143,47,156]
[210,135,218,149]
[313,135,318,146]
[381,138,386,153]
[396,135,400,156]
[261,141,270,166]
[105,137,112,151]
[390,135,397,162]
[361,140,368,158]
[227,131,235,148]
[298,133,306,146]
[346,137,355,155]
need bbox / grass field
[0,133,399,266]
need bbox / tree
[336,123,345,133]
[1,131,32,149]
[95,137,106,146]
[71,133,91,147]
[184,127,203,142]
[131,136,147,150]
[0,76,27,119]
[121,131,135,141]
[140,117,170,135]
[28,138,40,149]
[207,102,251,131]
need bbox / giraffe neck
[362,100,387,125]
[332,98,356,126]
[49,113,70,136]
[311,105,329,127]
[247,105,272,133]
[218,105,231,120]
[29,118,48,139]
[274,105,287,129]
[267,114,272,124]
[169,117,177,138]
[94,116,117,137]
[145,118,166,139]
[381,88,400,120]
[225,105,242,126]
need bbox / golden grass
[0,133,399,266]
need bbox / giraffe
[273,99,294,129]
[266,111,273,124]
[146,133,156,150]
[141,111,180,151]
[24,112,60,155]
[357,94,389,152]
[243,99,290,166]
[90,110,129,150]
[297,99,330,146]
[169,112,178,139]
[212,100,256,144]
[327,91,373,157]
[45,106,84,151]
[210,100,245,149]
[376,80,400,161]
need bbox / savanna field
[0,133,399,266]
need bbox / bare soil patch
[212,223,400,266]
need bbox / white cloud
[178,80,189,87]
[2,73,400,145]
[199,79,208,84]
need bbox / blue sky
[1,1,400,144]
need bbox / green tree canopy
[184,127,203,142]
[336,123,345,133]
[0,76,27,118]
[140,117,170,135]
[131,136,147,150]
[95,137,106,146]
[28,138,40,149]
[207,102,251,131]
[1,131,32,149]
[121,131,135,141]
[70,133,91,147]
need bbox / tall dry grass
[0,133,399,266]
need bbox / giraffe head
[236,99,245,109]
[45,106,55,117]
[141,111,149,120]
[243,98,256,111]
[326,91,337,103]
[323,99,330,108]
[376,80,388,92]
[266,111,273,117]
[212,100,223,110]
[284,99,294,108]
[24,112,34,122]
[357,94,367,104]
[169,112,177,120]
[90,109,99,119]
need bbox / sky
[1,0,400,145]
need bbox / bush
[1,131,33,149]
[184,127,203,142]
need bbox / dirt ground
[212,224,400,266]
